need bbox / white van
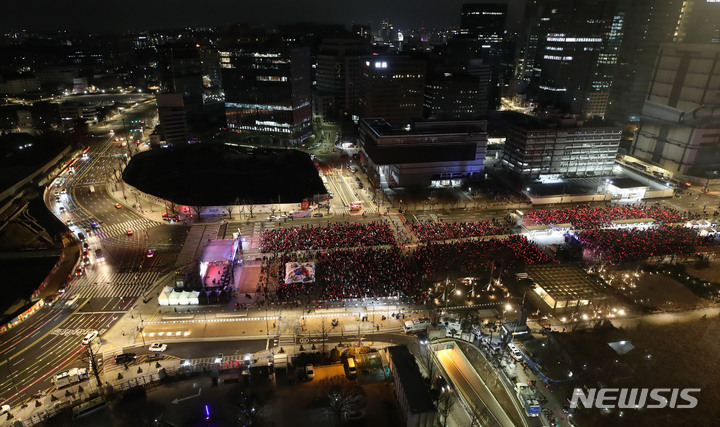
[508,342,523,361]
[82,330,98,346]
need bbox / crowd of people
[412,236,555,279]
[273,247,428,303]
[525,204,685,229]
[567,226,709,261]
[409,219,511,242]
[260,221,396,253]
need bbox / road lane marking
[0,299,89,367]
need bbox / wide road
[436,346,520,427]
[0,101,190,407]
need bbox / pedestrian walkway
[68,271,162,299]
[94,217,161,239]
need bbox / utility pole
[86,345,103,390]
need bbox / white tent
[168,291,180,305]
[158,286,173,306]
[178,291,191,305]
[188,291,199,305]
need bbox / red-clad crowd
[274,247,427,303]
[412,236,555,279]
[525,204,684,229]
[568,226,710,261]
[260,221,396,253]
[410,219,511,242]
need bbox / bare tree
[269,204,279,217]
[318,376,365,423]
[437,391,455,427]
[166,201,178,216]
[233,388,264,426]
[316,317,330,353]
[190,205,204,220]
[225,197,241,219]
[245,200,256,218]
[418,346,437,381]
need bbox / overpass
[431,340,531,427]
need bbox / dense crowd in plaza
[567,226,709,261]
[260,221,396,253]
[409,219,511,242]
[272,247,427,303]
[412,236,555,279]
[525,204,685,229]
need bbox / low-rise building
[501,114,620,180]
[358,118,486,188]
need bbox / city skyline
[0,0,526,33]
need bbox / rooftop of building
[386,345,436,414]
[527,264,609,302]
[361,118,486,137]
[608,177,648,189]
[495,111,619,131]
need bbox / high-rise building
[605,0,687,123]
[501,113,621,179]
[352,25,371,40]
[424,59,491,120]
[358,118,487,188]
[220,43,312,143]
[515,0,623,117]
[358,56,426,123]
[630,43,720,179]
[460,3,508,48]
[156,93,189,146]
[315,35,372,120]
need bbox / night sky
[1,0,524,33]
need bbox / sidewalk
[139,304,425,343]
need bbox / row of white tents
[158,286,200,306]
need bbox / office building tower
[220,43,312,143]
[315,35,372,120]
[606,0,687,123]
[460,3,508,48]
[358,56,426,123]
[352,25,371,40]
[630,43,720,179]
[515,0,622,117]
[156,93,189,146]
[424,59,491,120]
[502,113,621,179]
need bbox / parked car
[114,353,137,364]
[305,364,315,380]
[313,212,323,218]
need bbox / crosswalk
[69,271,162,299]
[95,217,162,239]
[332,202,378,216]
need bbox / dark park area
[122,143,326,206]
